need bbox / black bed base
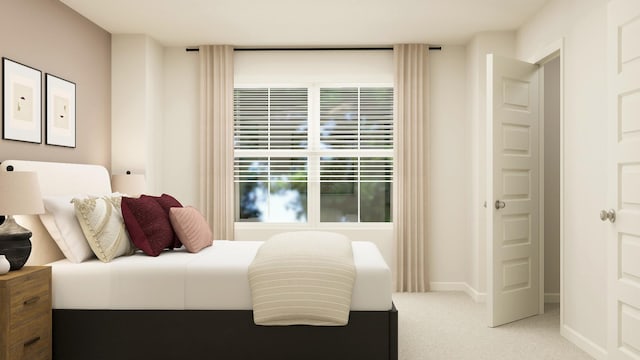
[53,305,397,360]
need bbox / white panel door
[608,1,640,358]
[487,54,540,327]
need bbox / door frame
[526,38,565,320]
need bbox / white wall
[146,38,164,194]
[428,46,471,287]
[112,34,164,194]
[112,35,147,176]
[517,0,608,357]
[161,48,200,207]
[234,50,394,84]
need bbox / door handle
[599,209,616,223]
[494,200,506,210]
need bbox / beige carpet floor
[392,292,593,360]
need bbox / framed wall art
[2,57,42,143]
[45,73,76,147]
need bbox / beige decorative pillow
[169,206,212,253]
[72,194,134,262]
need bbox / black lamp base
[0,216,32,271]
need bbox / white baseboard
[429,282,468,292]
[430,282,486,303]
[544,293,560,303]
[561,324,607,360]
[430,283,560,305]
[465,284,486,303]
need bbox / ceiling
[60,0,549,47]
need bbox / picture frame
[2,57,42,144]
[45,73,76,148]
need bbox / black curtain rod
[186,46,442,52]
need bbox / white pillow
[72,194,134,262]
[40,195,95,263]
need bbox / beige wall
[517,0,608,357]
[543,57,561,298]
[0,0,111,167]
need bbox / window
[234,85,393,224]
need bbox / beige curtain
[394,44,430,292]
[199,45,234,239]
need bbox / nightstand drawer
[8,269,50,318]
[7,316,51,360]
[9,287,51,325]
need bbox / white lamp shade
[111,173,146,197]
[0,171,44,215]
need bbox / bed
[1,160,398,360]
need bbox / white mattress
[49,240,392,311]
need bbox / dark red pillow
[121,196,174,256]
[141,194,183,248]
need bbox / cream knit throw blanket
[248,233,356,326]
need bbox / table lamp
[111,171,146,197]
[0,170,44,270]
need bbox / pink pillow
[169,207,212,253]
[121,196,174,256]
[141,194,183,248]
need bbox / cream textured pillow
[72,194,134,262]
[40,195,95,263]
[169,206,212,253]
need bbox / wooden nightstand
[0,266,52,360]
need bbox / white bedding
[49,240,392,311]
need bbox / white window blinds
[319,87,393,150]
[234,88,308,150]
[234,85,393,223]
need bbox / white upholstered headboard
[0,160,112,265]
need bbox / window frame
[234,82,394,229]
